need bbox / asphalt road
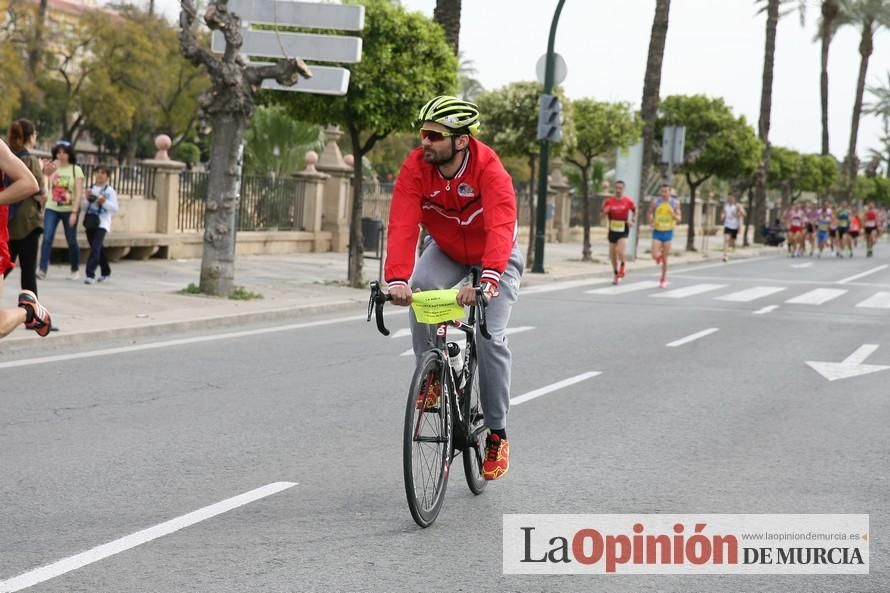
[2,246,889,593]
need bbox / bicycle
[367,275,491,528]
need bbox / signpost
[210,0,365,96]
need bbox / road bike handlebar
[366,281,490,339]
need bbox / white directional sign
[227,0,364,30]
[255,63,350,96]
[212,30,362,63]
[806,344,890,382]
[210,0,365,96]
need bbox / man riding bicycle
[384,96,524,481]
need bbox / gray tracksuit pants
[409,240,524,431]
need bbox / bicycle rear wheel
[403,350,452,527]
[462,362,487,495]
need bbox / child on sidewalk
[81,166,119,285]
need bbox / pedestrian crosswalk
[579,281,890,310]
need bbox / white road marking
[791,262,814,268]
[523,278,611,294]
[510,372,601,406]
[715,286,786,302]
[398,326,536,356]
[855,292,890,309]
[666,328,720,347]
[0,313,390,370]
[671,256,773,275]
[390,328,412,339]
[650,283,726,299]
[0,482,297,593]
[806,344,890,382]
[753,305,780,315]
[586,280,660,295]
[837,265,888,285]
[785,288,847,305]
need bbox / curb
[0,298,366,355]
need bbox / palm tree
[843,0,890,200]
[817,0,852,156]
[458,55,484,101]
[752,0,805,242]
[636,0,671,256]
[867,72,890,177]
[433,0,461,56]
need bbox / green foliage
[659,95,763,184]
[179,283,202,294]
[174,142,202,165]
[273,0,457,153]
[855,175,890,204]
[568,99,641,162]
[244,105,324,176]
[367,131,419,179]
[769,147,839,198]
[229,286,264,300]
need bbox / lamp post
[532,0,566,273]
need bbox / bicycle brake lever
[476,291,491,340]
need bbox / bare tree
[178,0,310,296]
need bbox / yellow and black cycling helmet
[416,95,480,136]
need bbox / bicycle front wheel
[461,362,487,495]
[403,350,452,527]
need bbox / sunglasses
[420,128,456,142]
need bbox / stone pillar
[294,150,330,251]
[316,125,353,252]
[549,158,572,242]
[141,158,186,234]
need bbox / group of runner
[600,183,888,289]
[783,200,887,259]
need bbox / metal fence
[362,181,393,222]
[81,164,156,199]
[177,172,306,232]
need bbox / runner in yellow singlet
[647,183,681,288]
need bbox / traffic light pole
[532,0,566,274]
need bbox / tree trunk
[580,166,591,261]
[200,111,246,296]
[348,124,366,288]
[433,0,461,56]
[685,173,707,252]
[753,0,780,244]
[636,0,671,258]
[819,0,837,157]
[526,154,537,268]
[846,21,874,201]
[743,188,754,247]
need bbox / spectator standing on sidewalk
[5,118,48,294]
[0,138,52,338]
[81,165,118,284]
[38,141,83,281]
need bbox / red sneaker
[611,274,619,285]
[415,374,440,410]
[618,262,626,278]
[658,277,667,289]
[482,433,509,480]
[18,290,52,337]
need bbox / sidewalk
[0,237,778,352]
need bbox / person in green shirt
[5,118,46,294]
[38,141,83,280]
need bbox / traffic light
[537,94,563,143]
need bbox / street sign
[226,0,364,30]
[211,30,362,63]
[254,63,350,95]
[210,0,365,96]
[660,126,685,165]
[535,52,566,85]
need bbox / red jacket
[385,138,517,289]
